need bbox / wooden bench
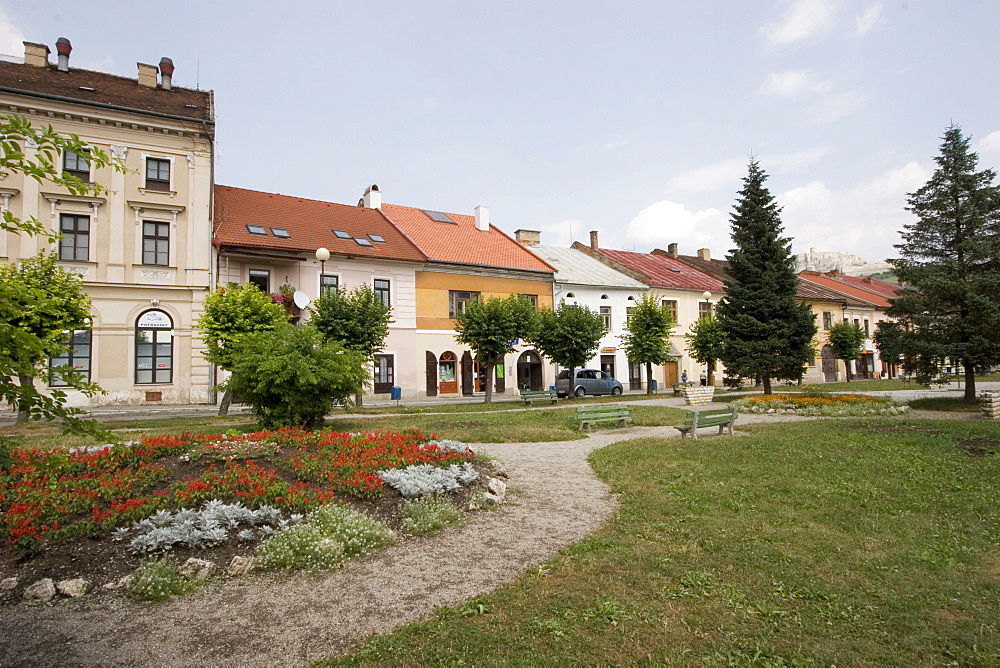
[521,389,558,405]
[674,407,738,439]
[577,404,631,431]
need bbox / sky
[3,1,999,264]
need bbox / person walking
[700,371,707,386]
[681,370,688,384]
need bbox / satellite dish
[293,290,311,309]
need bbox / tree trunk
[964,362,977,404]
[16,374,33,423]
[217,388,233,416]
[483,361,495,404]
[355,391,364,409]
[645,362,653,395]
[844,360,853,382]
[707,360,716,387]
[762,376,772,395]
[567,365,576,400]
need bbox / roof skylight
[422,209,455,223]
[333,230,351,239]
[354,237,373,247]
[246,224,267,236]
[368,233,386,243]
[271,227,290,238]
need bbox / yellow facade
[415,269,555,330]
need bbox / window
[423,209,455,223]
[864,319,870,336]
[248,269,270,293]
[600,306,612,332]
[520,294,538,309]
[246,225,267,236]
[333,230,351,239]
[142,221,169,266]
[354,237,373,247]
[135,310,173,384]
[368,233,386,243]
[321,274,339,295]
[145,158,171,191]
[449,290,480,318]
[661,299,678,322]
[626,306,635,325]
[63,150,90,181]
[59,214,89,261]
[699,302,713,320]
[270,227,290,238]
[854,317,860,328]
[374,279,391,307]
[49,329,91,386]
[374,354,394,394]
[822,311,833,331]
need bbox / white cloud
[778,161,930,260]
[666,146,832,193]
[760,0,837,45]
[810,90,868,124]
[0,10,25,59]
[855,2,884,35]
[602,139,631,150]
[759,69,832,96]
[975,130,1000,154]
[625,201,729,256]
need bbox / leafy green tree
[873,321,904,378]
[224,323,366,429]
[887,125,1000,403]
[685,316,726,386]
[0,251,104,428]
[0,115,121,434]
[716,159,817,394]
[197,283,287,415]
[311,284,393,406]
[620,293,675,395]
[827,321,866,381]
[454,294,537,404]
[529,302,606,399]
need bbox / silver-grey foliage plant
[378,462,479,498]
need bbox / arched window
[135,310,173,384]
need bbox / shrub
[224,324,366,429]
[256,504,395,571]
[378,463,479,498]
[128,558,197,601]
[400,496,463,535]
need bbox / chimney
[158,57,174,90]
[362,184,381,209]
[23,42,50,67]
[137,63,158,87]
[697,248,711,261]
[668,242,678,258]
[589,230,599,251]
[55,37,71,72]
[474,205,490,231]
[515,229,541,247]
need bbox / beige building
[0,39,215,405]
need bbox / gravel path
[0,400,965,665]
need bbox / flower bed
[730,392,908,416]
[1,428,475,558]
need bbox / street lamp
[315,247,330,294]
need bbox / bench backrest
[577,405,629,417]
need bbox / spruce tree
[887,125,1000,403]
[716,159,816,394]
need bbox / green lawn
[909,397,982,412]
[330,418,1000,665]
[1,403,688,448]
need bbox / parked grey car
[555,369,624,398]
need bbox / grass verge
[330,418,1000,665]
[909,397,982,412]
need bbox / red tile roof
[380,203,555,273]
[0,60,213,124]
[796,279,874,308]
[596,249,725,292]
[828,274,901,300]
[213,186,426,263]
[798,272,889,308]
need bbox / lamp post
[315,247,330,294]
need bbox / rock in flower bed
[0,429,489,604]
[730,392,908,416]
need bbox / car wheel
[611,386,622,396]
[574,387,586,398]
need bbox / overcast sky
[4,1,999,263]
